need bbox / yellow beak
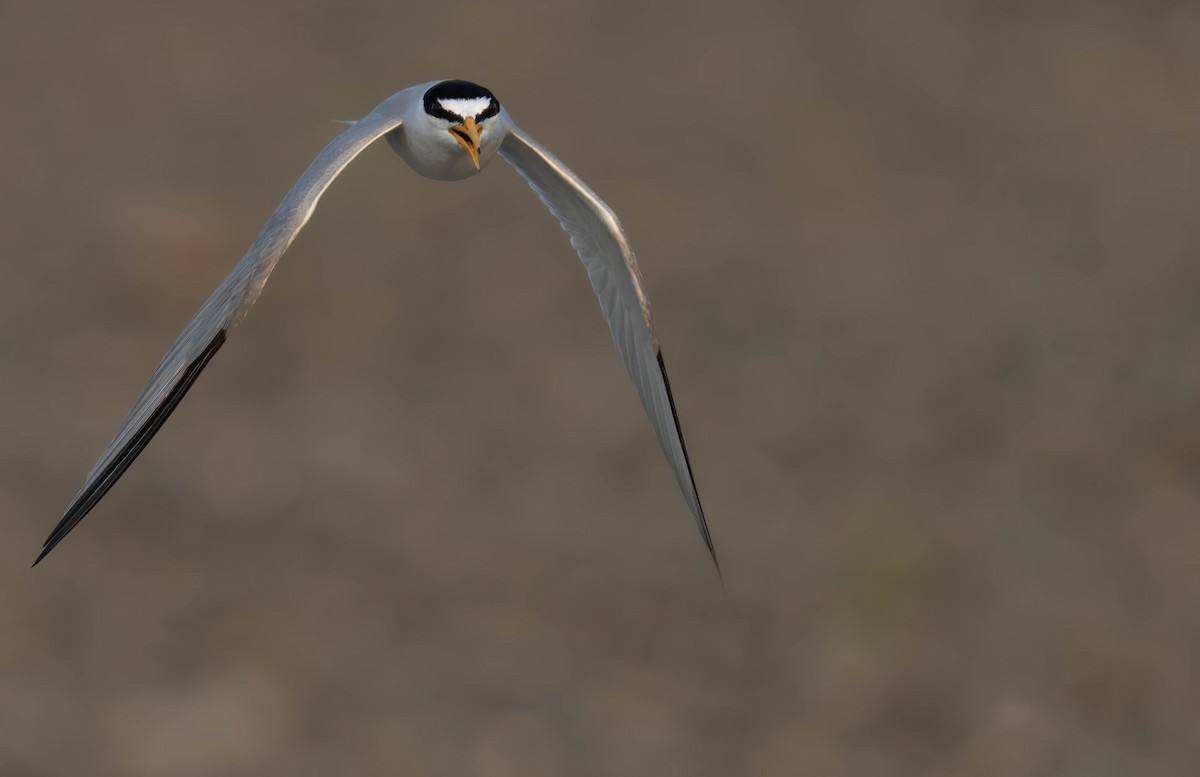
[448,116,482,171]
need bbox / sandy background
[2,1,1199,774]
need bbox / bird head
[422,80,501,172]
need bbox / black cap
[423,80,500,123]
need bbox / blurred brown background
[2,0,1199,774]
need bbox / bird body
[36,80,720,578]
[381,81,511,181]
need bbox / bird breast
[386,124,497,182]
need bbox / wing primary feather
[33,91,411,566]
[656,349,723,585]
[33,330,227,566]
[499,127,721,583]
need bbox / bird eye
[477,99,500,122]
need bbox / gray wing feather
[36,103,406,564]
[498,126,720,574]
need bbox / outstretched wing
[35,102,409,565]
[498,126,720,575]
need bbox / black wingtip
[32,330,227,568]
[31,545,52,568]
[707,540,726,594]
[700,511,725,594]
[655,349,724,589]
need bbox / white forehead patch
[437,97,492,119]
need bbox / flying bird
[35,80,719,575]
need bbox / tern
[35,80,719,575]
